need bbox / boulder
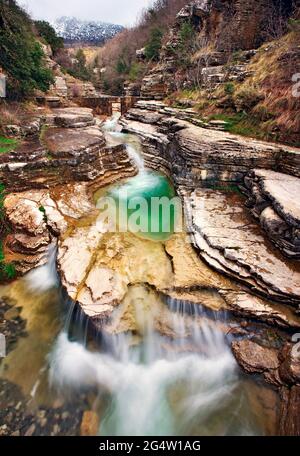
[279,343,300,386]
[51,107,95,129]
[232,339,279,374]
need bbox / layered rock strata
[232,338,300,436]
[3,184,94,274]
[244,169,300,259]
[183,188,300,309]
[0,107,137,192]
[121,101,300,185]
[140,0,295,99]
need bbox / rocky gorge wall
[121,100,300,306]
[121,101,300,186]
[139,0,298,100]
[0,107,136,192]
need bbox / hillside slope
[99,0,299,145]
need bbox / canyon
[0,0,300,438]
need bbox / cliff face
[141,0,298,99]
[138,0,300,145]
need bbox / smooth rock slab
[186,189,300,306]
[245,169,300,258]
[44,126,105,159]
[51,107,95,128]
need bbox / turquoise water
[101,171,180,241]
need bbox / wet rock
[222,291,300,330]
[24,424,36,437]
[3,183,100,274]
[279,386,300,436]
[278,343,300,386]
[4,190,66,273]
[0,299,27,358]
[232,339,279,374]
[80,411,99,436]
[58,230,173,323]
[0,379,87,436]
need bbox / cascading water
[47,116,271,436]
[0,113,277,437]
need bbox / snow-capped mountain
[53,17,124,45]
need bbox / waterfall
[46,113,265,436]
[48,288,257,436]
[126,143,145,172]
[25,243,58,292]
[102,112,122,132]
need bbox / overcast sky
[19,0,153,26]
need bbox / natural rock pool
[0,116,279,436]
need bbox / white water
[46,115,265,436]
[25,244,58,292]
[49,308,243,436]
[126,143,145,172]
[102,112,122,132]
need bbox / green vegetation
[128,63,144,82]
[0,136,18,154]
[34,20,64,55]
[0,0,54,99]
[144,28,164,61]
[39,205,48,223]
[224,82,235,96]
[207,113,276,141]
[97,0,187,94]
[174,21,196,69]
[67,49,93,81]
[0,184,16,281]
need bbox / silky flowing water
[0,114,278,436]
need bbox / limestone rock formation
[3,184,95,274]
[121,101,300,186]
[231,340,280,374]
[244,169,300,258]
[184,188,300,307]
[140,0,295,99]
[0,107,137,192]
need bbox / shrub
[144,28,164,61]
[128,62,144,81]
[0,1,54,99]
[234,85,264,112]
[34,20,64,55]
[224,82,235,96]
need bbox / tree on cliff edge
[0,0,53,99]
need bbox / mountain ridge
[52,16,124,45]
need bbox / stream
[0,114,278,436]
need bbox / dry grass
[0,101,36,131]
[169,26,300,146]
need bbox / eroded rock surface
[184,188,300,308]
[232,340,279,374]
[0,108,137,192]
[4,184,95,274]
[121,101,300,185]
[245,169,300,258]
